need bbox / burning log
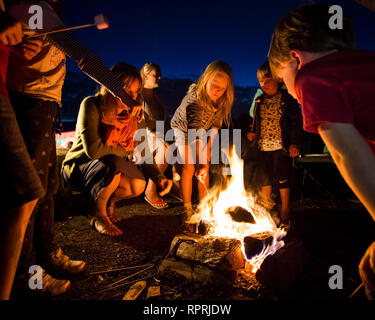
[244,233,274,259]
[226,206,256,224]
[158,234,247,284]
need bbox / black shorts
[0,94,44,209]
[65,155,143,202]
[257,149,292,189]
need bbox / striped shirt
[7,1,136,109]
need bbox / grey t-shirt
[171,91,224,137]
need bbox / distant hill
[61,72,259,130]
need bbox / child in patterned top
[247,61,302,226]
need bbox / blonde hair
[257,61,273,82]
[189,60,234,127]
[140,62,161,86]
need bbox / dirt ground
[11,191,375,301]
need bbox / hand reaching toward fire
[157,176,173,197]
[247,132,256,142]
[289,144,300,157]
[195,166,209,184]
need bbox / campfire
[159,147,288,288]
[191,146,287,273]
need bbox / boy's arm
[318,122,375,221]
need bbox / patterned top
[258,92,283,151]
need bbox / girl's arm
[318,122,375,221]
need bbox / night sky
[63,0,375,87]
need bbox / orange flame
[189,146,287,273]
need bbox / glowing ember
[188,146,287,273]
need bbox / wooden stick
[105,265,154,288]
[89,264,152,275]
[26,24,96,39]
[98,274,154,294]
[349,282,364,299]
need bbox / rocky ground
[11,193,374,301]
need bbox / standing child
[247,61,302,226]
[140,62,170,209]
[171,61,234,219]
[6,0,140,296]
[268,4,375,299]
[0,2,44,299]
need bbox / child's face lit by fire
[144,69,161,89]
[276,58,299,101]
[258,77,279,96]
[206,72,229,104]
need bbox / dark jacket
[251,89,303,152]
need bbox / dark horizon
[63,0,375,87]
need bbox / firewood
[243,234,273,259]
[159,234,247,283]
[89,264,152,275]
[171,234,246,270]
[146,286,161,300]
[226,206,256,224]
[122,281,147,300]
[106,265,154,288]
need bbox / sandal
[144,196,169,209]
[90,216,123,236]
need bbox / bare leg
[93,173,122,236]
[279,187,291,223]
[260,185,272,205]
[180,163,195,209]
[108,171,146,222]
[145,163,168,203]
[0,199,37,300]
[145,144,169,204]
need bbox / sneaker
[48,248,86,275]
[41,270,71,296]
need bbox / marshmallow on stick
[94,14,109,30]
[26,14,109,38]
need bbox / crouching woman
[62,63,172,236]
